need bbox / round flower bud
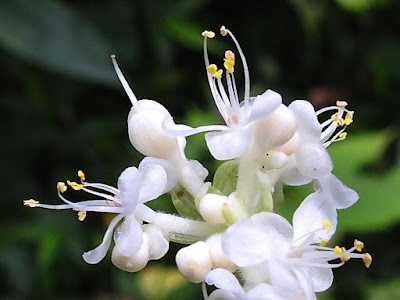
[128,100,184,160]
[111,238,149,272]
[253,104,297,152]
[199,193,228,225]
[274,132,300,155]
[207,235,235,271]
[263,151,289,170]
[175,241,212,283]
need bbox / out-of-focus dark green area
[1,0,399,299]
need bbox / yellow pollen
[319,239,329,246]
[225,50,235,60]
[213,69,223,79]
[67,180,83,191]
[23,199,39,208]
[337,118,345,126]
[322,219,332,233]
[345,111,354,125]
[224,59,235,73]
[220,26,228,36]
[331,113,339,121]
[78,170,85,181]
[362,253,372,268]
[57,182,67,193]
[339,132,347,140]
[336,100,348,108]
[202,30,215,39]
[78,210,87,221]
[207,64,218,75]
[354,239,364,252]
[334,246,343,255]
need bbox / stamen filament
[111,55,138,107]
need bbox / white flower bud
[207,235,235,271]
[111,236,149,272]
[199,193,228,225]
[274,132,300,155]
[253,104,297,152]
[175,241,212,283]
[128,100,185,160]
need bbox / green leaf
[0,0,115,85]
[170,186,203,221]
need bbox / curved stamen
[111,55,138,107]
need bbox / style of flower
[221,192,371,300]
[24,158,175,264]
[163,27,282,160]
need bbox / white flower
[25,158,175,265]
[221,192,371,299]
[163,27,282,160]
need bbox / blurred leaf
[329,131,400,233]
[0,0,115,85]
[335,0,393,12]
[367,277,400,299]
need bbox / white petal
[296,143,333,179]
[221,219,272,267]
[268,260,302,294]
[205,127,252,160]
[280,168,312,186]
[292,267,317,300]
[305,266,333,292]
[82,214,123,264]
[250,212,294,243]
[315,173,359,209]
[288,100,321,142]
[138,163,168,203]
[113,215,143,257]
[117,167,142,213]
[188,159,209,181]
[247,283,285,300]
[162,117,229,137]
[292,192,337,245]
[139,157,179,192]
[208,289,239,300]
[246,89,282,123]
[205,268,244,295]
[143,225,169,260]
[137,99,172,116]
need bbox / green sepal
[170,185,203,221]
[213,160,239,196]
[254,182,274,213]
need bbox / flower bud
[199,193,228,225]
[207,235,235,271]
[128,100,185,160]
[175,241,212,283]
[274,132,300,155]
[111,237,149,272]
[263,151,289,170]
[253,104,297,152]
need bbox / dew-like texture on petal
[296,143,333,179]
[289,100,321,142]
[305,266,333,292]
[315,173,359,209]
[139,157,179,192]
[206,268,244,295]
[205,127,252,160]
[269,260,302,295]
[246,89,282,123]
[292,192,337,245]
[82,214,123,264]
[247,283,285,300]
[144,226,169,260]
[222,219,272,267]
[292,267,318,300]
[118,167,141,213]
[113,215,143,257]
[138,164,167,203]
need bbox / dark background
[1,0,399,299]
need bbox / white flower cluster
[24,26,371,300]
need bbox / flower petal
[113,215,143,257]
[138,163,168,203]
[246,89,282,123]
[280,168,312,186]
[296,143,333,179]
[144,225,169,260]
[292,192,337,245]
[304,266,333,292]
[205,268,244,295]
[314,173,359,209]
[268,260,302,294]
[205,127,252,160]
[292,267,317,300]
[139,157,179,192]
[288,100,321,142]
[162,117,229,137]
[250,212,293,243]
[247,283,285,300]
[221,219,272,267]
[82,214,123,264]
[117,167,142,213]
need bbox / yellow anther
[57,182,67,193]
[23,199,39,208]
[202,30,215,39]
[340,253,351,262]
[67,180,83,191]
[78,210,87,222]
[362,253,372,268]
[345,111,354,125]
[224,59,235,73]
[319,239,329,246]
[213,69,223,79]
[220,26,228,36]
[78,170,85,181]
[336,100,348,108]
[334,246,343,255]
[207,64,218,75]
[337,118,345,126]
[331,113,339,121]
[339,132,347,140]
[354,239,364,252]
[225,50,235,60]
[322,219,332,233]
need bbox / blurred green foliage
[1,0,399,299]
